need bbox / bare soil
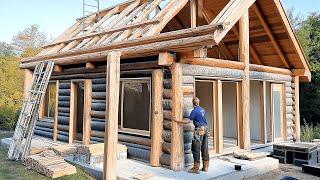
[247,163,320,180]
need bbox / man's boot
[202,160,209,172]
[188,162,200,174]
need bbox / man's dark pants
[191,131,209,163]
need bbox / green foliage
[301,120,320,142]
[0,24,48,130]
[295,13,320,124]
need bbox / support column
[23,69,33,100]
[69,82,77,144]
[83,79,92,145]
[260,81,267,144]
[239,10,251,150]
[294,76,301,141]
[53,81,59,142]
[214,80,223,153]
[103,51,121,180]
[170,63,184,171]
[236,82,243,146]
[150,69,164,167]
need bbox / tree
[296,13,320,125]
[11,24,48,52]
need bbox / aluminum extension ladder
[7,61,54,161]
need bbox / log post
[239,11,251,150]
[294,76,301,141]
[69,82,77,144]
[236,82,243,146]
[214,80,223,153]
[23,69,33,100]
[103,51,121,180]
[150,69,164,167]
[53,81,59,142]
[83,79,92,145]
[260,81,267,144]
[169,63,184,171]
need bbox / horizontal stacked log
[160,72,194,167]
[287,78,296,141]
[90,78,106,142]
[57,82,71,142]
[35,119,54,139]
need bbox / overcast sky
[0,0,319,43]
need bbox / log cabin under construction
[20,0,311,178]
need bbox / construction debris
[23,150,76,178]
[233,151,269,161]
[74,143,127,165]
[133,173,154,180]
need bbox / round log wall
[57,81,71,142]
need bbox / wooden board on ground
[24,150,76,178]
[233,151,269,161]
[50,144,78,156]
[77,143,127,156]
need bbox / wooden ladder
[7,61,54,161]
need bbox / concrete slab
[86,156,278,180]
[1,136,279,180]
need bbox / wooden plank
[158,52,176,66]
[214,80,223,153]
[169,63,184,171]
[150,69,164,167]
[103,51,121,180]
[294,76,301,141]
[69,82,77,144]
[190,0,197,28]
[239,11,251,150]
[193,47,207,58]
[53,81,59,142]
[259,81,267,144]
[252,3,289,68]
[83,80,92,145]
[23,69,33,100]
[236,82,243,147]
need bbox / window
[43,83,56,118]
[119,78,151,136]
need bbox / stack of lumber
[29,147,47,155]
[24,150,76,178]
[233,151,269,161]
[50,144,78,156]
[74,143,127,165]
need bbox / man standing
[188,97,209,174]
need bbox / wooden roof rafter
[252,2,290,68]
[39,0,189,57]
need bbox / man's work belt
[193,126,208,142]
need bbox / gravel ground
[247,163,320,180]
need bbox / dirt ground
[247,163,320,180]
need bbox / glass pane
[273,91,282,138]
[122,81,150,131]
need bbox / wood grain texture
[150,69,164,167]
[103,51,121,180]
[294,76,300,141]
[83,79,92,145]
[69,82,77,144]
[169,63,184,171]
[239,11,251,150]
[259,81,267,144]
[53,81,59,142]
[214,80,223,153]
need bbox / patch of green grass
[0,131,94,180]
